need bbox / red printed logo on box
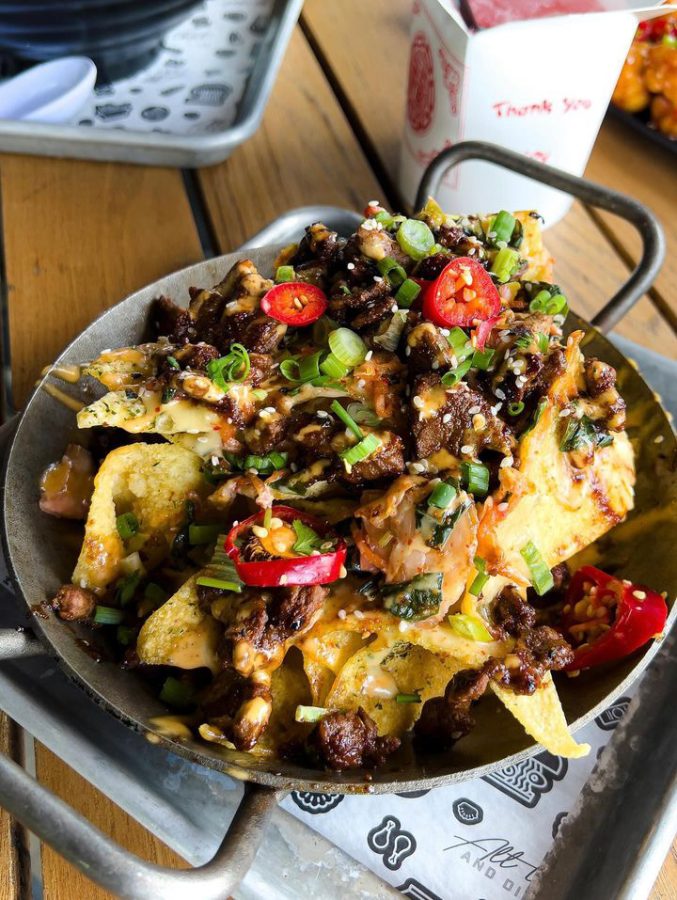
[438,45,461,116]
[407,31,435,134]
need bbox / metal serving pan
[0,0,302,168]
[0,144,674,897]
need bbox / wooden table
[0,2,675,897]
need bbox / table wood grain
[0,4,674,897]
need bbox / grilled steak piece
[310,708,400,770]
[52,584,96,621]
[337,432,406,484]
[200,670,272,751]
[492,587,536,637]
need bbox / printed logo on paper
[452,797,484,825]
[438,46,461,116]
[398,877,443,900]
[395,789,430,799]
[482,750,568,808]
[407,32,435,134]
[552,811,569,839]
[367,815,416,870]
[595,696,630,731]
[291,791,344,815]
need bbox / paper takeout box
[399,0,674,225]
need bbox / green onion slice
[374,210,395,228]
[469,557,489,597]
[116,571,140,607]
[488,210,516,245]
[491,247,520,284]
[340,433,382,468]
[160,677,195,709]
[441,357,473,387]
[346,402,381,427]
[446,327,474,361]
[529,290,568,316]
[396,692,422,704]
[508,401,525,416]
[207,343,250,388]
[377,256,407,287]
[197,539,243,593]
[521,540,554,596]
[116,512,139,540]
[166,355,179,369]
[189,523,223,545]
[280,357,301,382]
[472,348,495,371]
[298,351,323,384]
[328,328,367,367]
[448,613,493,642]
[396,218,435,260]
[395,278,421,308]
[536,332,550,353]
[428,480,457,509]
[94,605,124,626]
[275,265,295,283]
[320,352,349,380]
[331,400,364,440]
[295,705,329,723]
[460,461,489,498]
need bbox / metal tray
[0,0,302,168]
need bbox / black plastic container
[0,0,203,81]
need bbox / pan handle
[0,746,281,900]
[415,141,666,334]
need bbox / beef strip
[309,708,400,770]
[218,312,286,356]
[174,342,220,371]
[492,586,536,637]
[411,375,515,459]
[584,358,626,431]
[337,431,406,484]
[293,223,344,269]
[199,669,272,751]
[52,584,96,621]
[414,660,504,749]
[328,279,395,331]
[405,322,456,373]
[506,626,574,694]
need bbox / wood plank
[0,156,204,407]
[585,117,677,333]
[0,155,203,897]
[301,0,677,356]
[197,28,382,251]
[38,747,186,900]
[0,716,27,900]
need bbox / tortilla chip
[491,673,590,759]
[137,575,221,674]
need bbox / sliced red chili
[473,313,500,350]
[225,505,346,587]
[561,565,668,671]
[421,257,501,329]
[261,282,328,327]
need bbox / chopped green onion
[160,677,195,709]
[374,210,395,228]
[116,571,140,607]
[395,278,421,308]
[275,265,295,283]
[116,625,136,646]
[448,613,493,642]
[280,357,301,381]
[312,316,338,346]
[292,520,325,556]
[328,328,367,367]
[488,210,516,245]
[330,400,364,440]
[189,523,223,545]
[207,343,250,388]
[446,327,474,361]
[143,582,167,606]
[295,705,328,723]
[536,332,550,353]
[521,540,554,595]
[340,433,382,468]
[195,576,239,591]
[377,256,407,287]
[320,352,349,379]
[396,692,421,704]
[515,332,533,350]
[298,351,323,384]
[116,512,139,540]
[197,539,243,593]
[94,605,124,625]
[162,386,176,404]
[346,402,381,427]
[397,218,435,260]
[491,247,520,283]
[508,401,525,416]
[428,480,457,509]
[469,557,489,596]
[460,461,489,498]
[441,357,473,387]
[166,355,179,369]
[252,389,267,401]
[472,348,495,371]
[228,452,288,475]
[529,291,568,316]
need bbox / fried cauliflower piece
[72,443,208,592]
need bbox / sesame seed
[468,405,481,415]
[374,276,384,283]
[398,620,409,632]
[654,435,664,444]
[365,350,373,361]
[311,550,321,556]
[405,346,411,356]
[491,402,502,415]
[346,262,355,270]
[633,590,646,600]
[211,455,219,466]
[460,444,473,455]
[497,502,509,512]
[357,379,366,389]
[431,361,439,370]
[279,575,288,585]
[317,409,330,419]
[409,461,425,473]
[197,436,208,443]
[368,200,380,207]
[353,609,365,620]
[337,608,347,620]
[392,304,399,313]
[290,463,298,472]
[440,328,450,336]
[559,408,572,418]
[226,417,233,425]
[500,456,514,468]
[442,413,452,424]
[494,388,506,400]
[413,396,424,409]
